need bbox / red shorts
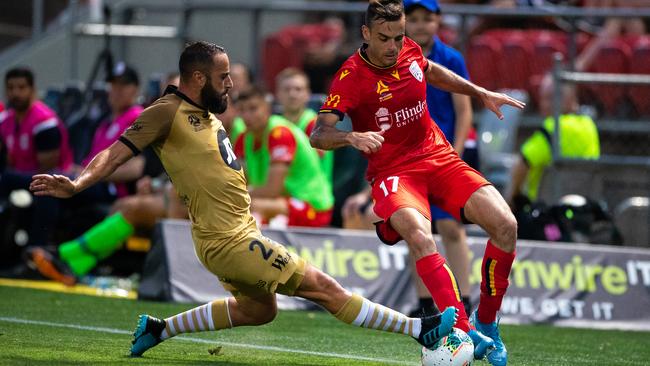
[287,198,332,227]
[370,154,490,244]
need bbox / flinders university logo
[375,107,394,131]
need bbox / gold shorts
[194,230,306,299]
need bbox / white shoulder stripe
[32,117,59,134]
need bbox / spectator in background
[234,87,333,227]
[0,67,73,247]
[72,63,144,201]
[275,67,334,183]
[229,62,254,100]
[507,74,600,208]
[0,67,72,175]
[163,72,180,93]
[223,62,253,142]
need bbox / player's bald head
[365,0,404,29]
[179,41,226,82]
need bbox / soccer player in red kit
[311,1,525,365]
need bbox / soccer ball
[421,328,474,366]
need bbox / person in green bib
[274,67,334,184]
[234,86,333,227]
[507,75,600,207]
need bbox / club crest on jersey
[375,107,394,131]
[376,80,393,102]
[409,61,423,82]
[188,114,205,132]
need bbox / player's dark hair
[236,85,268,103]
[179,41,226,82]
[365,0,404,28]
[5,67,34,87]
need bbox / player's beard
[201,81,228,114]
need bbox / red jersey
[320,37,454,180]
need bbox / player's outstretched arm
[310,112,384,154]
[30,141,135,198]
[425,60,525,120]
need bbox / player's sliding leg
[131,295,278,356]
[292,265,458,349]
[464,185,517,366]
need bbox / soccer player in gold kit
[30,41,458,357]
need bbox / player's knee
[404,228,435,252]
[496,213,517,252]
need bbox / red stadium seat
[466,35,502,91]
[586,39,631,116]
[261,33,304,91]
[261,22,344,91]
[628,37,650,116]
[530,31,567,77]
[498,32,533,90]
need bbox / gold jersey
[120,86,256,243]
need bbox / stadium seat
[466,35,501,91]
[530,32,567,77]
[262,33,304,91]
[262,22,344,91]
[628,37,650,117]
[586,39,631,116]
[498,32,533,91]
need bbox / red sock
[478,240,516,324]
[416,253,469,332]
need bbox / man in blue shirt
[404,0,474,317]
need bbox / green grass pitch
[1,286,649,365]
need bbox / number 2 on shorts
[379,176,399,197]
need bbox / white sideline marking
[0,317,418,365]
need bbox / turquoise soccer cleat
[130,314,166,357]
[415,306,459,349]
[467,327,495,360]
[470,311,507,366]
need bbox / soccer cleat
[130,314,166,356]
[467,328,495,360]
[24,247,77,286]
[470,311,507,366]
[415,306,458,349]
